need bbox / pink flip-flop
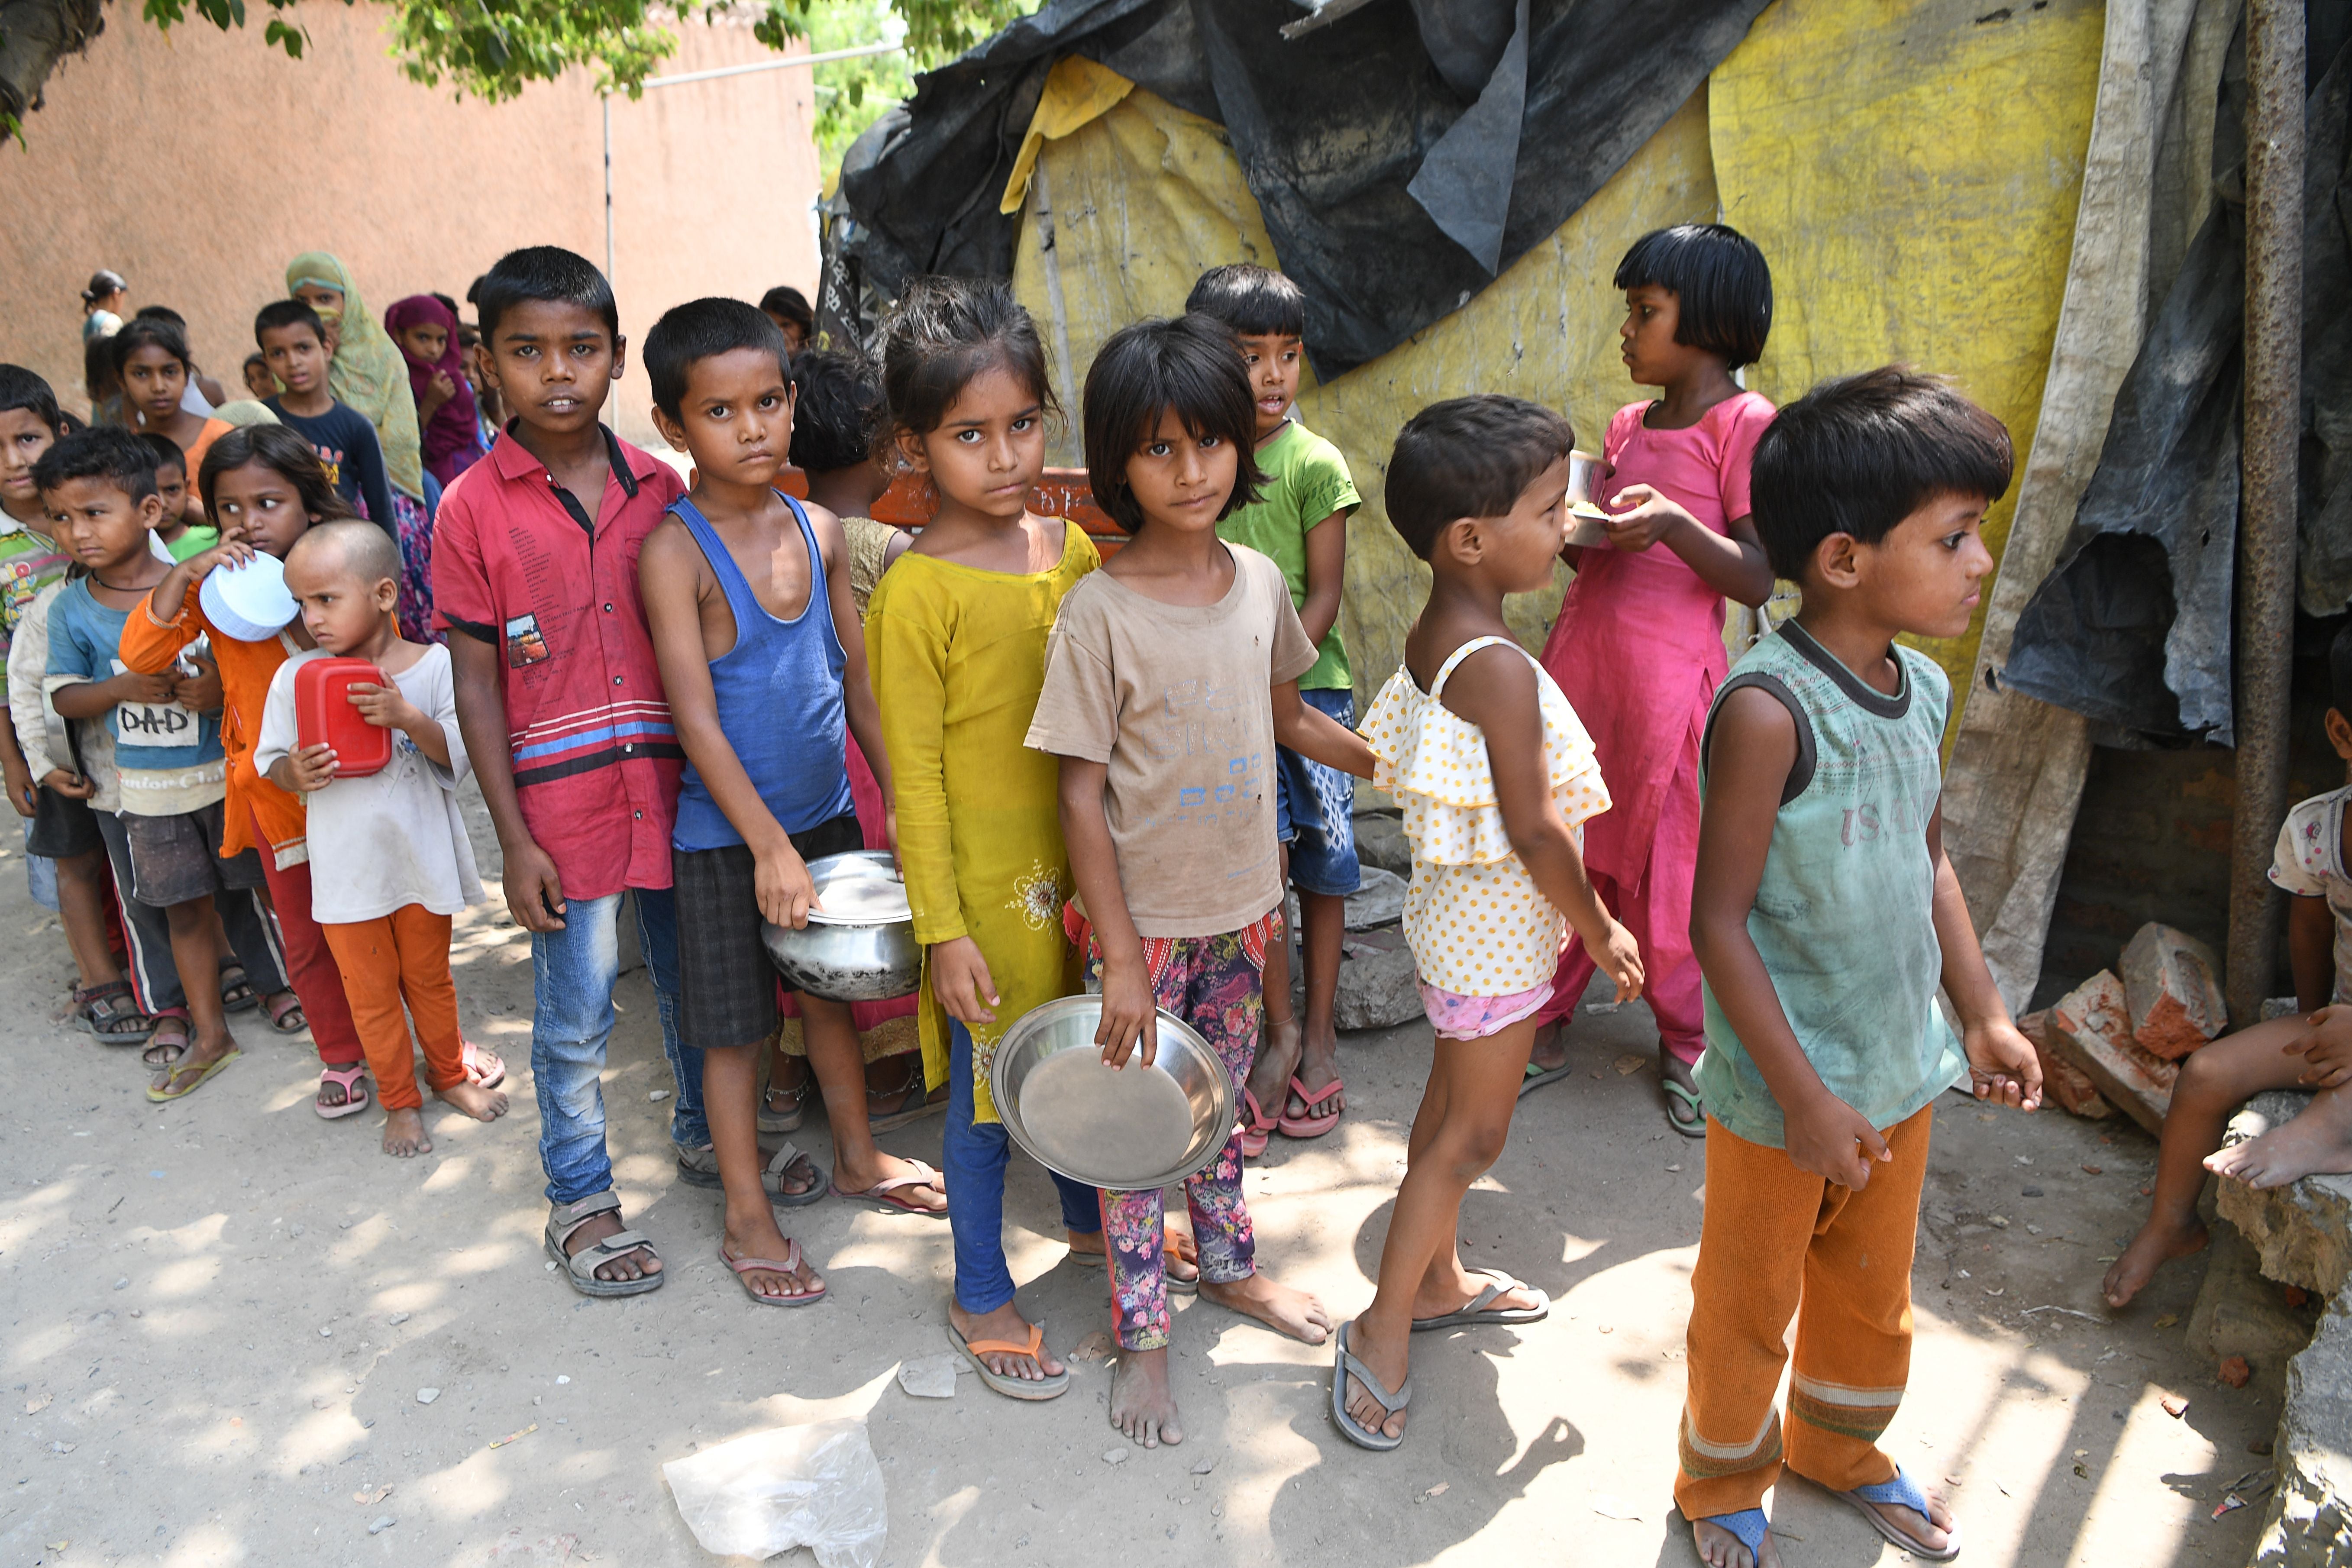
[720,1238,827,1307]
[1277,1073,1343,1138]
[830,1159,947,1216]
[462,1040,506,1089]
[315,1062,372,1120]
[1239,1084,1278,1157]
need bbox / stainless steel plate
[990,995,1236,1192]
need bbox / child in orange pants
[255,520,510,1156]
[1683,371,2043,1568]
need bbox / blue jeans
[530,888,707,1206]
[941,1018,1102,1315]
[1273,687,1362,897]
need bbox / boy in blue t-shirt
[41,427,288,1102]
[1188,264,1362,1150]
[1679,369,2042,1568]
[255,298,399,534]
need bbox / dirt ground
[0,788,2294,1568]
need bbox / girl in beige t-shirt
[1026,314,1374,1453]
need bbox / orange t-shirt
[117,572,309,866]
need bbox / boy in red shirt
[436,247,703,1297]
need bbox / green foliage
[123,0,1037,106]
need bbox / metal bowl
[760,851,922,1002]
[990,995,1237,1192]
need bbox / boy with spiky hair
[1680,369,2041,1567]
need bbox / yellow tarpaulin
[1010,84,1721,701]
[999,55,1135,217]
[1710,0,2106,723]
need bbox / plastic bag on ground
[662,1418,886,1567]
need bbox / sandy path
[0,791,2280,1567]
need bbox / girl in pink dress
[1529,224,1776,1135]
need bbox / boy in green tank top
[1678,369,2043,1568]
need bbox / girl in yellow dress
[865,277,1104,1400]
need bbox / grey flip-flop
[1331,1320,1411,1451]
[1410,1268,1550,1332]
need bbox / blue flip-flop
[1829,1465,1958,1561]
[1690,1507,1770,1564]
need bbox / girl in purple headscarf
[385,294,485,488]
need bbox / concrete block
[1353,811,1412,879]
[2017,1009,2114,1120]
[2216,1092,2352,1300]
[2251,1289,2352,1568]
[2119,921,2226,1059]
[2187,1223,2316,1366]
[2045,969,2177,1136]
[1331,927,1421,1032]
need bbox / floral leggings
[391,490,440,646]
[1081,917,1274,1351]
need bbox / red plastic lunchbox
[294,658,393,780]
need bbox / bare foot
[565,1209,662,1284]
[1528,1020,1567,1076]
[2206,1092,2352,1189]
[436,1079,510,1123]
[1199,1270,1331,1344]
[2102,1215,2208,1307]
[1341,1316,1410,1442]
[833,1150,947,1214]
[1691,1516,1780,1568]
[721,1206,823,1302]
[1857,1481,1955,1557]
[1109,1345,1183,1447]
[950,1300,1063,1381]
[382,1107,432,1158]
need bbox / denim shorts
[1274,686,1362,898]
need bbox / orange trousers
[1675,1103,1934,1521]
[320,905,464,1113]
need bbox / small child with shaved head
[255,520,509,1157]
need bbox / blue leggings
[941,1018,1101,1315]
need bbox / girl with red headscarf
[385,294,485,489]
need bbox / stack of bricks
[2039,924,2227,1136]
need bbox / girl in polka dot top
[1331,396,1643,1453]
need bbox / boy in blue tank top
[640,299,947,1309]
[1678,369,2043,1568]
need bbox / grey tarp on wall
[834,0,1770,378]
[2000,20,2352,746]
[1940,0,2236,1013]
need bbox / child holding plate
[1025,313,1374,1449]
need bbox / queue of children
[89,218,2352,1565]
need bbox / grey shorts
[123,799,266,908]
[26,782,103,860]
[673,813,864,1048]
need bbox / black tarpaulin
[834,0,1770,378]
[2001,23,2352,745]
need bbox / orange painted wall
[0,6,821,447]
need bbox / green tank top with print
[1694,621,1965,1148]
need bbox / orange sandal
[947,1319,1069,1400]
